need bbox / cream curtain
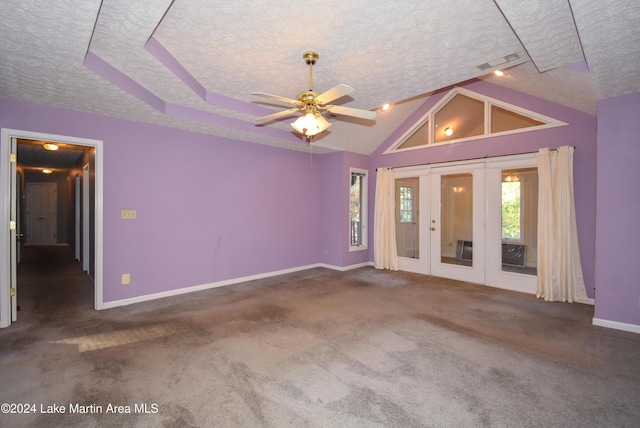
[374,168,398,270]
[537,146,588,302]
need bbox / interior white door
[10,138,17,321]
[430,163,486,284]
[26,182,57,245]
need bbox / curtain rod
[376,146,575,171]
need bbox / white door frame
[0,128,104,328]
[75,174,80,261]
[82,164,90,272]
[9,137,17,321]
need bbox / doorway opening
[0,129,104,328]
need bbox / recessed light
[494,70,505,77]
[381,103,391,111]
[43,143,59,151]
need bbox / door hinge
[10,288,16,297]
[9,221,16,230]
[10,153,16,163]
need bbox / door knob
[431,227,436,231]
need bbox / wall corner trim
[592,317,640,334]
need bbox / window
[434,93,484,143]
[399,186,413,223]
[501,174,522,242]
[384,87,567,153]
[349,168,368,250]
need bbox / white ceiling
[1,1,639,155]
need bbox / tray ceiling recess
[1,1,639,154]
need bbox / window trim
[349,168,368,252]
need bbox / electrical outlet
[121,273,130,285]
[121,210,136,219]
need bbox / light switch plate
[121,273,130,285]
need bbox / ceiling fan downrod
[303,51,319,92]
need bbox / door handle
[431,227,436,231]
[38,216,45,220]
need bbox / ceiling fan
[251,51,376,138]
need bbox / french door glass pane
[395,178,419,259]
[501,167,537,275]
[441,173,473,266]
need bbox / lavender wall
[0,98,323,303]
[367,80,598,297]
[317,151,370,267]
[594,92,640,326]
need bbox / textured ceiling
[1,0,639,159]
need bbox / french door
[393,154,538,293]
[430,163,486,284]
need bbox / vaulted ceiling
[1,1,639,156]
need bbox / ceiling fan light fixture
[291,112,331,137]
[253,51,373,139]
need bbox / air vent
[477,53,520,71]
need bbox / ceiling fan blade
[251,92,300,106]
[315,84,354,105]
[326,105,376,120]
[255,108,301,124]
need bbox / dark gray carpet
[1,246,639,427]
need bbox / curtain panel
[374,168,398,270]
[537,146,588,302]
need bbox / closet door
[430,163,485,284]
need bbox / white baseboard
[101,261,373,310]
[318,261,374,271]
[592,318,640,334]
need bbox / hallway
[16,245,94,327]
